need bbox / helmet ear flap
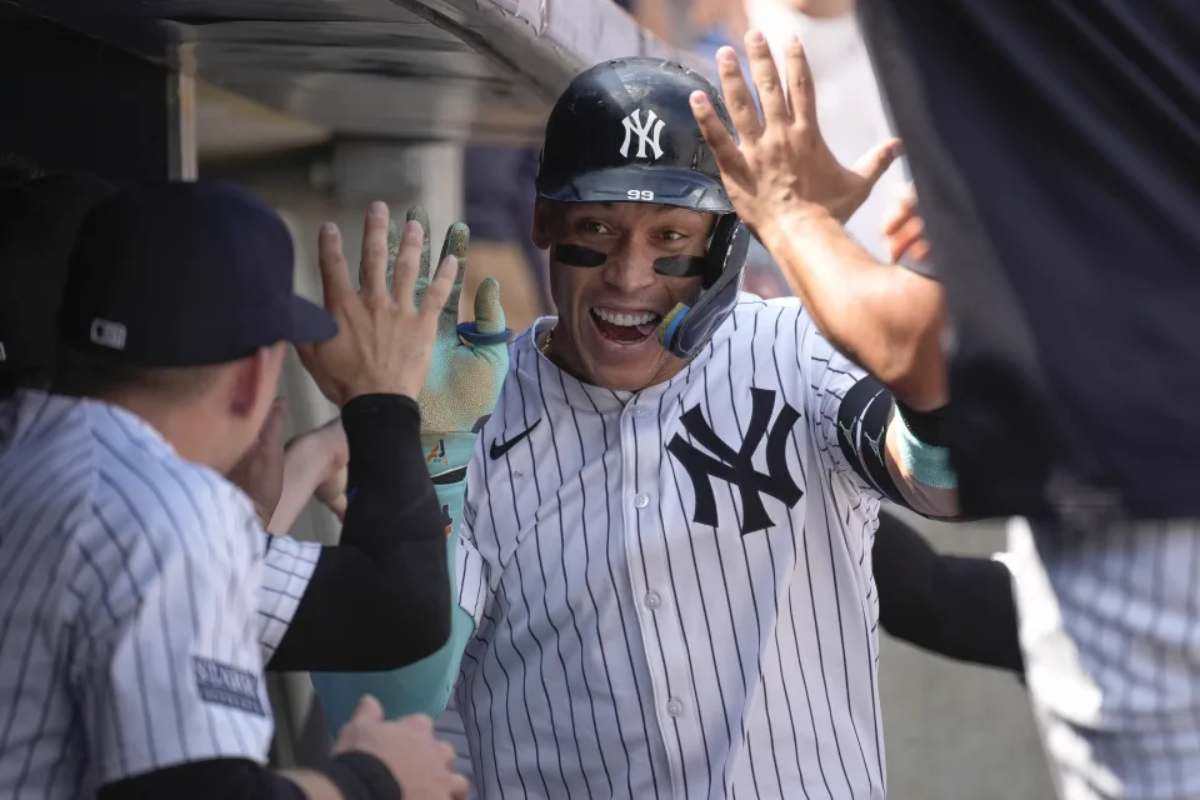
[657,216,750,358]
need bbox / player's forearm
[98,759,331,800]
[883,413,959,518]
[270,434,334,534]
[873,512,1023,675]
[764,210,948,410]
[267,394,452,671]
[339,394,446,547]
[280,770,341,800]
[267,536,449,671]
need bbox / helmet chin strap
[657,303,691,351]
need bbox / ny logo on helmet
[620,108,666,160]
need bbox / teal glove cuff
[894,410,958,489]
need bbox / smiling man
[317,56,956,799]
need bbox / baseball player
[0,181,472,799]
[0,169,508,678]
[317,52,960,798]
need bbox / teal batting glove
[400,207,509,476]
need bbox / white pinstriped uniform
[0,391,318,799]
[454,297,888,799]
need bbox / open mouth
[590,306,662,344]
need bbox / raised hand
[388,207,509,439]
[298,202,458,406]
[690,31,901,242]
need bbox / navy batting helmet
[536,57,749,359]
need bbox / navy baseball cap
[0,172,116,372]
[60,181,336,367]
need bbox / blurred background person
[743,0,906,262]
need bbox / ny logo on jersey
[667,388,803,535]
[619,108,666,160]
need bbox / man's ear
[229,345,284,419]
[228,351,267,419]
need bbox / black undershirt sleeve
[266,393,450,672]
[835,376,908,508]
[873,510,1024,676]
[98,758,306,800]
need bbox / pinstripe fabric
[0,391,273,799]
[454,297,886,799]
[259,534,320,663]
[1008,517,1200,799]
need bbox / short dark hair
[53,345,222,403]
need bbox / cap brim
[290,295,338,344]
[539,166,733,214]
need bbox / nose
[601,236,659,294]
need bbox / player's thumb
[852,138,902,188]
[349,694,385,725]
[472,277,507,335]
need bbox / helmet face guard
[536,57,750,359]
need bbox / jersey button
[634,493,650,509]
[632,406,653,419]
[666,698,684,718]
[644,591,662,610]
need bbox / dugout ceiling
[10,0,688,150]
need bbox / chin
[579,344,680,392]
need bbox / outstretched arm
[874,511,1023,675]
[694,32,956,516]
[691,32,946,411]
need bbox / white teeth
[594,308,659,327]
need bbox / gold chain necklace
[539,328,553,355]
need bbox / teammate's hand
[298,202,458,405]
[284,417,349,522]
[691,32,901,238]
[333,696,469,800]
[882,185,930,265]
[227,397,287,526]
[389,207,509,437]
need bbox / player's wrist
[341,384,420,406]
[759,206,838,259]
[319,751,403,800]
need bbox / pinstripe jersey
[0,390,317,799]
[454,296,887,800]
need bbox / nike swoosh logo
[490,419,542,460]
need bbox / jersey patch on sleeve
[193,656,266,717]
